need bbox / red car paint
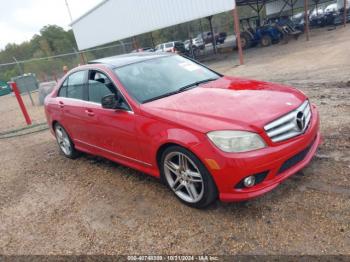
[44,63,320,202]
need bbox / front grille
[277,137,315,175]
[264,100,311,143]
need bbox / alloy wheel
[55,125,72,156]
[164,152,204,203]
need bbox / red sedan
[44,53,320,208]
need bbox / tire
[239,32,252,49]
[260,35,272,47]
[193,47,200,57]
[160,145,218,208]
[54,123,80,159]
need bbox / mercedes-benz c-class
[44,53,320,208]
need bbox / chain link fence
[0,2,339,86]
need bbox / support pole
[133,36,140,51]
[304,0,310,41]
[199,19,204,39]
[207,16,217,54]
[187,22,195,58]
[150,32,155,49]
[73,48,80,65]
[118,40,126,54]
[233,7,244,65]
[13,57,35,106]
[344,0,347,27]
[256,0,261,26]
[80,53,86,65]
[9,82,32,125]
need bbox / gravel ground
[0,91,46,133]
[0,26,349,255]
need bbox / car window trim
[58,78,68,97]
[56,96,134,114]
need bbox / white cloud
[0,22,36,47]
[0,0,102,50]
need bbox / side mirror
[101,94,119,109]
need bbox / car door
[56,70,88,142]
[82,69,142,162]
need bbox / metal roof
[70,0,236,50]
[89,52,173,68]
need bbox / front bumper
[190,104,321,202]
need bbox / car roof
[89,52,173,68]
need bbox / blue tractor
[238,17,283,49]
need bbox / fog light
[243,176,255,188]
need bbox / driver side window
[88,71,116,103]
[87,70,130,111]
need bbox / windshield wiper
[142,78,218,103]
[143,90,183,103]
[177,78,219,92]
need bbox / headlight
[207,130,266,153]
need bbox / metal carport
[70,0,347,66]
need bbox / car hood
[140,77,306,133]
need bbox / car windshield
[114,55,220,103]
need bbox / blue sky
[0,0,102,50]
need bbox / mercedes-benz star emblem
[296,111,306,131]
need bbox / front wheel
[160,146,218,208]
[54,123,80,159]
[260,35,272,47]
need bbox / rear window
[174,42,186,51]
[58,79,68,97]
[175,42,184,47]
[165,43,173,48]
[67,71,86,100]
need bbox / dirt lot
[0,26,349,255]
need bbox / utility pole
[65,0,86,63]
[65,0,73,23]
[13,57,35,106]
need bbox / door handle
[59,101,64,108]
[85,109,95,117]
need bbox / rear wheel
[239,32,252,49]
[54,123,80,159]
[160,146,217,208]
